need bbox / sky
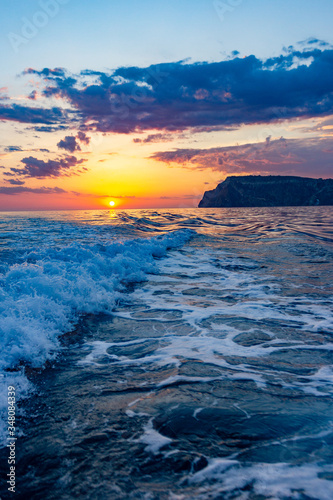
[0,0,333,210]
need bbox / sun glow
[109,200,116,207]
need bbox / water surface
[0,207,332,499]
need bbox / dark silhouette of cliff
[198,175,333,208]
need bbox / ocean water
[0,207,333,499]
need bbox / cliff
[198,175,333,208]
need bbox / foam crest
[0,229,193,446]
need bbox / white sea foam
[81,330,333,394]
[126,247,333,338]
[0,229,193,446]
[188,461,333,500]
[135,418,172,455]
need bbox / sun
[109,200,115,207]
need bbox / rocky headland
[198,175,333,207]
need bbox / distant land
[198,175,333,208]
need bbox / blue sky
[2,0,333,80]
[1,0,333,209]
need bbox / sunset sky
[1,0,333,210]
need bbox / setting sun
[109,201,115,207]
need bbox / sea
[0,206,333,500]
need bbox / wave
[0,229,194,446]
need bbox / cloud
[23,67,67,79]
[297,38,331,49]
[133,132,185,144]
[77,131,90,145]
[6,179,25,185]
[0,186,67,195]
[4,146,23,152]
[72,192,136,199]
[150,136,333,178]
[7,155,86,179]
[0,87,9,100]
[0,104,64,124]
[3,146,50,154]
[57,136,81,153]
[301,115,333,135]
[19,46,333,134]
[159,194,198,199]
[57,131,90,152]
[30,125,68,133]
[28,90,38,100]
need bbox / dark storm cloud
[150,136,333,178]
[17,46,333,134]
[7,155,86,179]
